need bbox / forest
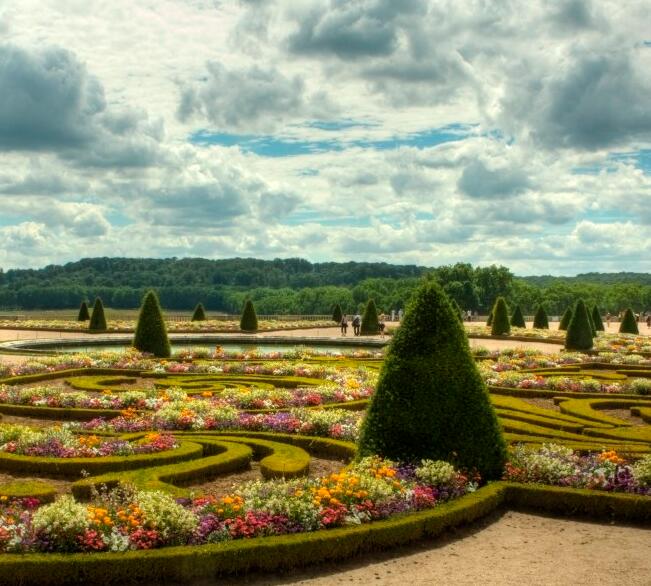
[0,257,649,315]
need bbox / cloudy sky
[0,0,650,275]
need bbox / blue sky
[0,1,649,274]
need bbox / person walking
[379,313,386,337]
[352,314,361,336]
[340,314,348,336]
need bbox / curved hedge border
[0,482,649,585]
[0,403,123,421]
[0,480,57,503]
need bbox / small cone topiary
[77,301,90,322]
[486,310,493,326]
[332,303,343,324]
[533,305,549,329]
[133,290,171,358]
[565,299,593,351]
[191,303,206,322]
[619,308,639,335]
[240,299,258,332]
[491,297,511,336]
[88,298,107,332]
[591,306,604,331]
[510,305,526,328]
[357,280,507,480]
[586,311,596,338]
[559,306,573,331]
[360,299,380,335]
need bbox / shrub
[77,301,90,322]
[486,310,493,326]
[533,306,549,329]
[360,299,379,335]
[510,305,526,328]
[332,304,343,324]
[357,279,507,480]
[591,306,605,331]
[619,308,639,335]
[88,298,107,332]
[452,299,464,322]
[240,299,258,332]
[558,306,573,331]
[565,299,593,351]
[133,290,171,358]
[191,303,206,322]
[490,297,510,336]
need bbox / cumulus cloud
[457,159,531,199]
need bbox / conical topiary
[510,305,526,328]
[565,299,593,351]
[586,310,597,338]
[559,306,573,331]
[360,299,380,335]
[191,303,206,322]
[591,306,604,331]
[133,290,171,358]
[357,280,507,480]
[452,299,464,322]
[486,310,493,326]
[619,308,639,335]
[240,299,258,332]
[491,297,510,336]
[88,298,107,332]
[533,305,549,329]
[77,301,90,322]
[332,303,343,324]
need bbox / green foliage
[76,301,90,322]
[558,306,573,331]
[240,299,258,332]
[532,305,549,329]
[191,303,206,321]
[565,299,593,351]
[358,280,507,480]
[332,303,343,323]
[591,306,605,331]
[486,310,493,326]
[510,305,526,328]
[452,299,464,322]
[88,298,107,331]
[490,297,511,336]
[133,290,171,358]
[619,308,639,335]
[360,299,380,334]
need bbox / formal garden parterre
[0,287,650,584]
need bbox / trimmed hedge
[558,306,573,331]
[332,304,343,324]
[133,290,171,358]
[0,479,57,503]
[619,308,639,335]
[510,305,526,328]
[490,297,510,336]
[565,299,593,351]
[0,368,144,387]
[240,299,258,332]
[88,298,107,332]
[77,301,90,322]
[191,303,206,322]
[486,310,493,326]
[360,299,380,335]
[532,306,549,329]
[0,403,123,421]
[591,306,605,331]
[557,398,637,428]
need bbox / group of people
[339,313,387,336]
[605,311,651,327]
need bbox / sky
[0,0,650,275]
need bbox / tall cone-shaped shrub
[452,299,464,322]
[486,310,493,326]
[591,306,604,331]
[332,303,343,324]
[533,305,549,329]
[565,299,593,351]
[360,299,380,334]
[510,305,526,328]
[133,291,171,358]
[559,307,573,331]
[619,308,639,335]
[191,303,206,321]
[357,280,507,480]
[491,297,510,336]
[77,301,90,322]
[88,298,107,332]
[587,311,596,337]
[240,299,258,332]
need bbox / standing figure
[352,314,361,336]
[340,315,348,336]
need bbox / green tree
[191,302,206,321]
[77,301,90,322]
[619,308,639,335]
[357,280,506,480]
[332,303,343,323]
[565,299,593,351]
[591,306,604,331]
[133,290,171,357]
[452,298,464,322]
[558,306,573,331]
[240,299,258,332]
[532,305,549,329]
[491,297,511,336]
[88,298,107,332]
[360,299,380,335]
[510,305,526,328]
